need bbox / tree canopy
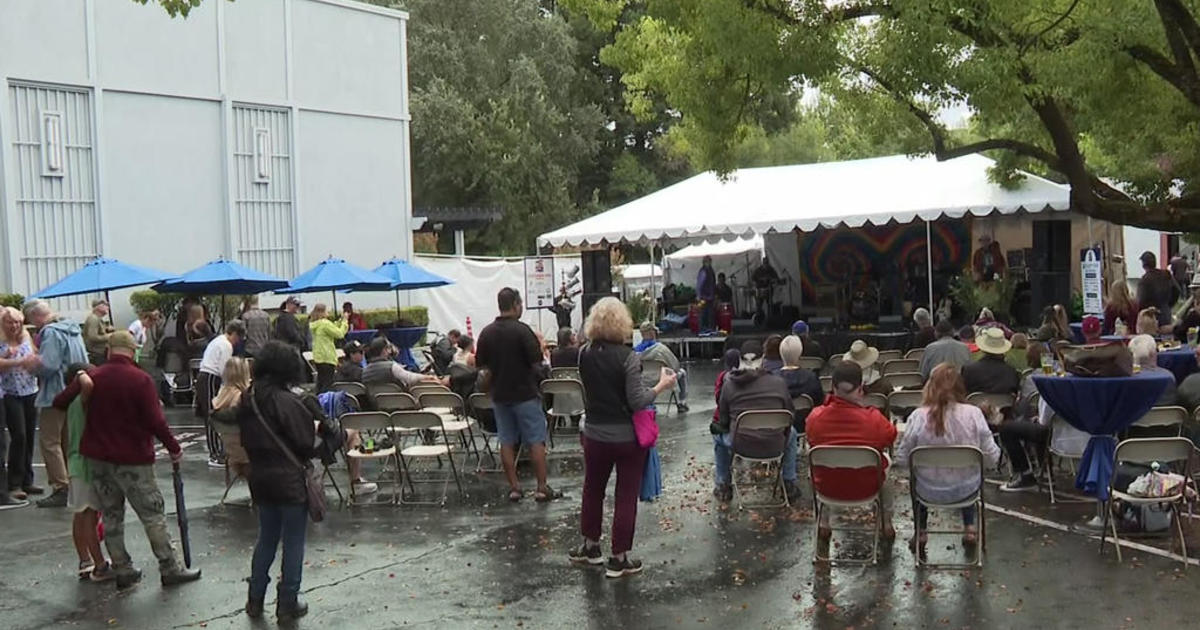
[564,0,1200,231]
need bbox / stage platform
[658,326,916,361]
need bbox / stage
[658,322,915,361]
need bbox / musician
[715,273,734,308]
[550,284,575,330]
[752,256,781,324]
[972,234,1006,282]
[697,255,717,331]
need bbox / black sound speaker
[580,249,613,318]
[1031,271,1071,316]
[1031,220,1072,272]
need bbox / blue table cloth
[1157,346,1198,383]
[1033,371,1172,499]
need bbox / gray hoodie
[35,319,88,408]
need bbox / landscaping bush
[130,290,182,321]
[362,306,428,328]
[0,293,24,309]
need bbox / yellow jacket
[309,318,348,365]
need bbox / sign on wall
[1081,247,1104,315]
[524,257,556,309]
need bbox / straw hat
[844,340,879,369]
[977,327,1012,355]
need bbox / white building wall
[0,0,412,322]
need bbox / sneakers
[207,459,226,470]
[10,489,27,501]
[605,556,643,579]
[568,543,604,565]
[676,403,690,413]
[1000,473,1038,492]
[35,488,67,508]
[0,493,29,510]
[90,561,116,583]
[352,479,379,495]
[23,485,44,495]
[161,566,202,587]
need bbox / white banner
[1081,247,1103,315]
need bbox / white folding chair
[550,366,581,381]
[886,390,924,424]
[341,411,402,506]
[392,410,465,506]
[909,445,987,569]
[797,357,824,373]
[863,393,888,415]
[882,359,921,376]
[1046,416,1090,505]
[467,393,503,473]
[1100,437,1193,567]
[792,394,814,460]
[542,378,586,437]
[332,381,368,400]
[730,410,794,510]
[819,376,833,394]
[1131,406,1187,437]
[877,349,903,363]
[214,420,251,507]
[904,348,925,361]
[409,383,451,398]
[417,390,479,463]
[641,358,679,413]
[808,445,885,565]
[887,372,924,391]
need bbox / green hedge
[0,293,24,309]
[129,290,430,332]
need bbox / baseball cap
[91,298,108,308]
[739,339,763,360]
[1082,315,1101,337]
[108,330,138,352]
[344,340,365,355]
[831,361,863,392]
[284,296,302,306]
[791,320,809,336]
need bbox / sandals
[534,486,562,503]
[508,489,523,502]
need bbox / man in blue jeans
[476,288,559,502]
[710,347,800,503]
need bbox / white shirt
[1039,399,1090,457]
[199,335,233,377]
[128,319,146,346]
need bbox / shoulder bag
[247,388,327,522]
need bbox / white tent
[666,236,764,260]
[537,154,1070,248]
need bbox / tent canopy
[619,264,664,280]
[537,154,1071,248]
[666,235,763,261]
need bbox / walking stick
[171,461,193,568]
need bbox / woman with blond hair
[568,297,675,578]
[896,363,999,557]
[307,304,347,393]
[1103,280,1139,336]
[0,307,39,503]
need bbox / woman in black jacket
[568,297,675,578]
[238,341,325,620]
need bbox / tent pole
[649,242,657,323]
[926,219,935,318]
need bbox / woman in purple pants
[568,297,675,578]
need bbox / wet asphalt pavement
[4,362,1200,629]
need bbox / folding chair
[417,390,479,463]
[730,410,794,510]
[332,381,368,400]
[808,445,885,565]
[888,372,924,390]
[1046,416,1090,505]
[863,393,888,415]
[375,392,422,446]
[966,392,1015,424]
[909,445,987,569]
[882,359,920,376]
[366,381,405,410]
[827,354,844,370]
[877,349,903,363]
[793,394,814,459]
[468,393,503,473]
[214,420,251,507]
[819,376,833,394]
[641,358,679,413]
[1100,437,1193,567]
[542,378,587,446]
[886,390,923,424]
[188,358,202,407]
[392,410,465,506]
[301,351,319,383]
[797,357,824,373]
[341,411,402,505]
[410,383,451,398]
[550,366,581,381]
[161,350,194,405]
[1130,406,1186,438]
[904,348,925,361]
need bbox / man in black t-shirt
[1138,252,1176,327]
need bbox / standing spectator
[777,335,824,432]
[919,320,972,380]
[806,362,899,549]
[1137,251,1176,327]
[308,304,348,393]
[273,297,306,353]
[761,334,784,373]
[197,321,246,468]
[0,307,39,504]
[241,296,271,358]
[711,348,801,503]
[896,364,1000,555]
[549,327,579,368]
[791,320,826,359]
[183,303,215,360]
[1103,280,1139,336]
[53,364,114,580]
[23,299,88,508]
[962,328,1021,395]
[82,299,113,366]
[911,307,936,348]
[83,331,201,589]
[696,255,716,332]
[341,302,367,331]
[335,340,365,382]
[634,323,689,412]
[476,288,559,502]
[568,297,676,577]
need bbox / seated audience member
[843,340,892,395]
[911,308,935,349]
[710,349,799,503]
[777,336,824,432]
[453,335,476,368]
[361,338,447,391]
[1081,315,1102,345]
[919,320,972,380]
[958,326,979,355]
[791,320,826,359]
[550,327,580,368]
[1006,333,1030,372]
[1000,367,1090,492]
[1177,346,1200,412]
[761,334,784,374]
[635,323,688,412]
[973,307,1012,339]
[1137,308,1163,336]
[1173,287,1200,343]
[962,328,1020,395]
[431,329,461,374]
[805,362,898,545]
[335,341,365,382]
[1129,334,1177,405]
[1034,304,1072,344]
[896,364,1000,553]
[712,349,741,426]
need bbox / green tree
[564,0,1200,231]
[132,0,207,17]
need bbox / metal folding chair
[904,348,925,361]
[417,390,479,463]
[391,410,465,506]
[542,378,586,445]
[827,354,844,370]
[468,393,502,473]
[908,445,987,569]
[793,394,814,460]
[863,393,888,415]
[341,411,402,506]
[1046,416,1090,505]
[882,359,920,376]
[1100,437,1193,567]
[797,357,824,373]
[332,381,368,400]
[641,358,679,413]
[409,383,451,399]
[1130,406,1187,437]
[214,421,251,507]
[730,410,794,510]
[808,445,885,565]
[886,390,923,424]
[887,372,924,391]
[550,366,581,381]
[819,376,832,394]
[877,350,903,363]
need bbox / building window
[253,127,271,183]
[40,110,64,177]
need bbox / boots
[160,566,202,586]
[245,584,265,618]
[276,594,309,621]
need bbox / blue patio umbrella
[32,257,177,320]
[153,256,289,326]
[371,257,453,318]
[277,256,392,308]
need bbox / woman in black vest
[568,297,676,578]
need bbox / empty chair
[409,383,451,398]
[797,357,825,373]
[904,348,925,361]
[1130,406,1186,437]
[542,378,586,435]
[819,376,833,394]
[730,410,794,510]
[550,366,581,381]
[417,390,478,462]
[1100,437,1193,567]
[908,445,988,568]
[882,359,920,376]
[332,381,368,400]
[877,349,903,363]
[340,411,402,505]
[827,354,844,370]
[886,390,924,424]
[887,372,924,390]
[391,410,465,506]
[1046,415,1090,505]
[808,445,886,565]
[467,393,502,473]
[862,393,888,415]
[374,392,419,412]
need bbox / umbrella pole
[221,294,226,330]
[105,290,114,327]
[395,289,401,325]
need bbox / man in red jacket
[81,331,201,589]
[805,361,898,549]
